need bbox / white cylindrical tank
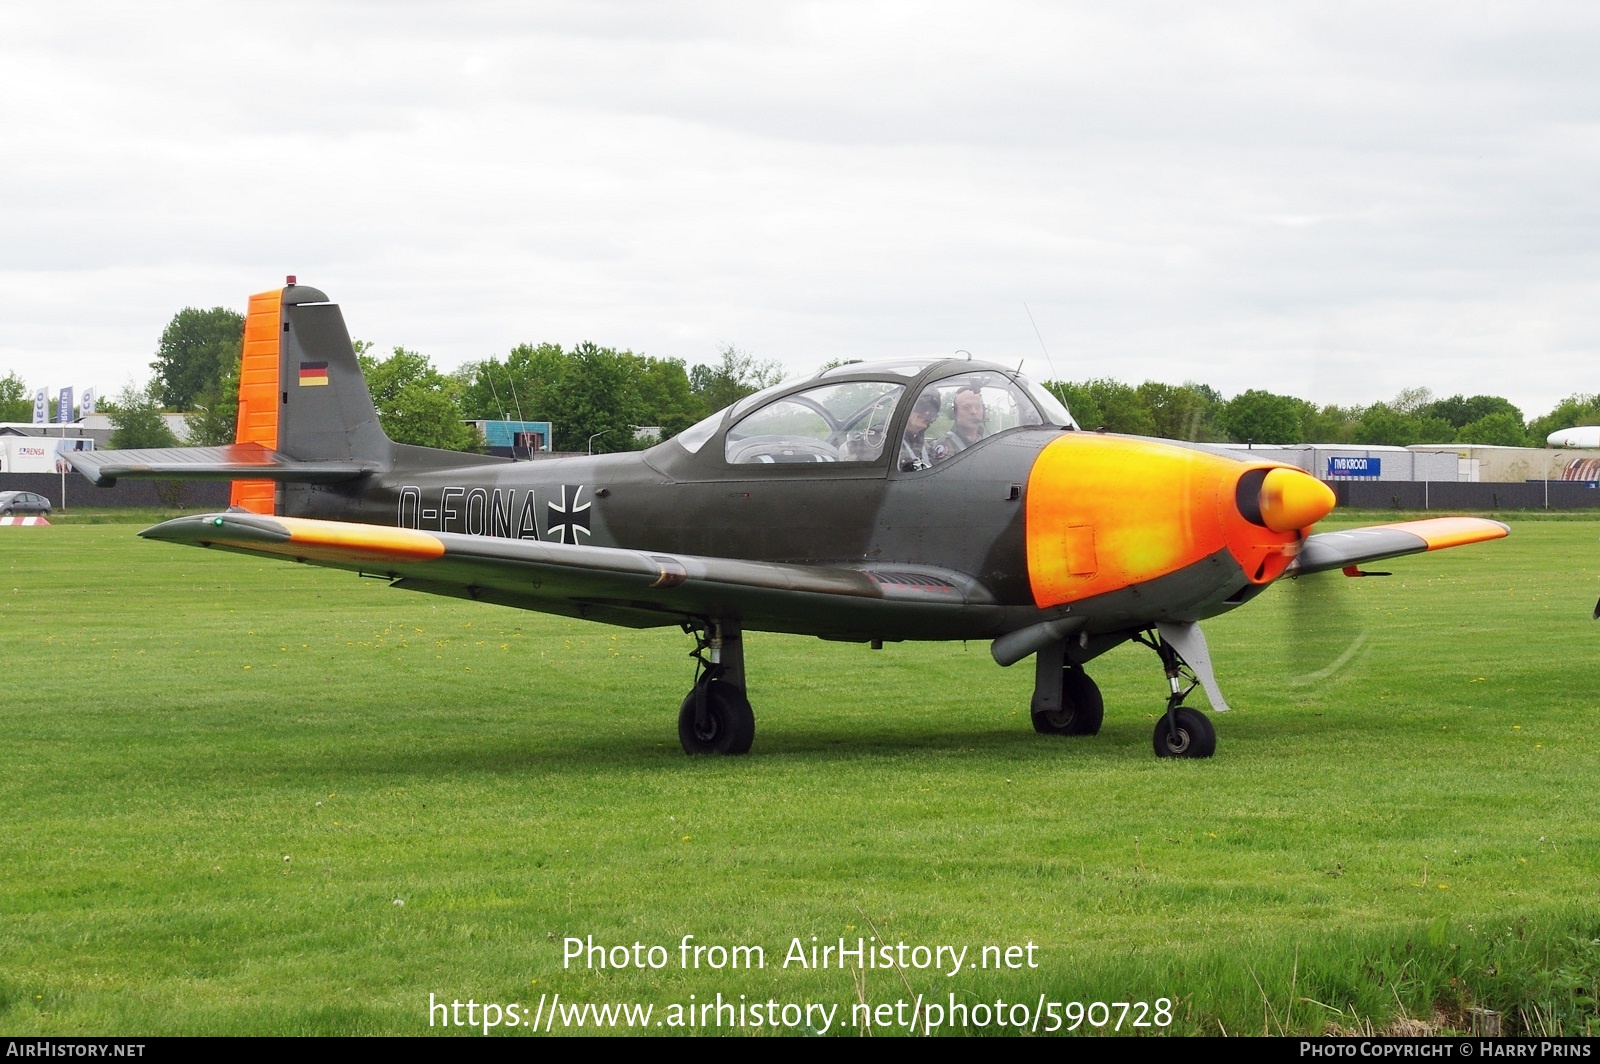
[1548,426,1600,448]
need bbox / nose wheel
[1152,705,1215,759]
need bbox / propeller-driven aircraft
[73,281,1509,758]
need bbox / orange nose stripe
[1257,467,1336,532]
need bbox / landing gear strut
[1029,637,1104,736]
[1134,629,1217,759]
[677,620,755,755]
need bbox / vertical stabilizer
[228,281,394,513]
[277,285,391,464]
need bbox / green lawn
[1,514,1596,1035]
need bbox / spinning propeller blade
[1281,567,1372,686]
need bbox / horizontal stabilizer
[1288,517,1509,576]
[69,444,374,487]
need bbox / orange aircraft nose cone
[1257,467,1336,532]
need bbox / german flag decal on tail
[298,361,330,386]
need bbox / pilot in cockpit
[932,384,985,462]
[899,390,941,470]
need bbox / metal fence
[1332,479,1600,510]
[0,473,230,510]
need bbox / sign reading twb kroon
[1327,456,1381,478]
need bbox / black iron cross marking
[546,484,592,544]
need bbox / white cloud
[3,1,1598,417]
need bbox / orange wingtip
[271,517,446,562]
[1373,517,1510,551]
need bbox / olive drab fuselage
[279,360,1306,646]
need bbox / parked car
[0,491,52,516]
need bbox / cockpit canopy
[672,359,1077,468]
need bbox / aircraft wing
[140,512,1002,639]
[70,444,372,486]
[1287,517,1510,576]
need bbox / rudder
[229,288,285,513]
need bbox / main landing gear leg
[677,619,755,755]
[1134,629,1217,759]
[1030,638,1104,736]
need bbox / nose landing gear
[1135,624,1220,759]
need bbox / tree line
[1043,380,1596,449]
[106,307,784,452]
[91,306,1600,452]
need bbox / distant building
[467,420,553,459]
[1189,440,1600,485]
[79,413,192,443]
[0,421,108,444]
[1195,443,1458,483]
[1425,443,1600,484]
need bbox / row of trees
[453,341,781,451]
[111,306,786,453]
[82,305,1600,454]
[1044,380,1596,449]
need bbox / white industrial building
[1200,442,1599,484]
[1206,444,1455,482]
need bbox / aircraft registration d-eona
[73,281,1510,759]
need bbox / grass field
[1,511,1597,1036]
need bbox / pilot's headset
[952,381,985,418]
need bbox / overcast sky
[3,1,1597,418]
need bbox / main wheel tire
[677,682,756,755]
[1031,667,1105,736]
[1152,706,1216,759]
